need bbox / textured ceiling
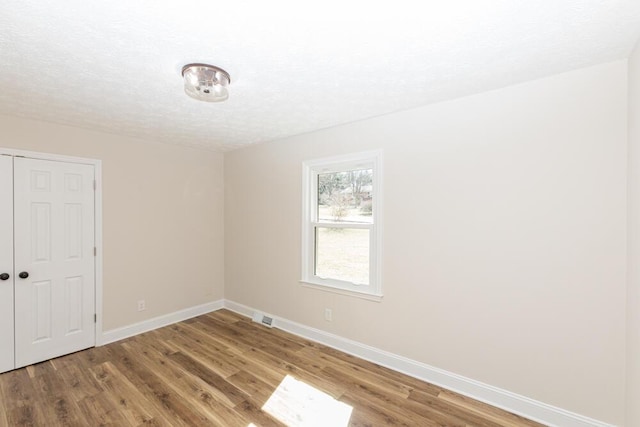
[1,1,639,152]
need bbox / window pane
[315,227,369,285]
[317,169,373,224]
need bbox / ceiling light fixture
[181,63,231,102]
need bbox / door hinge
[94,314,97,323]
[93,180,96,190]
[93,247,97,256]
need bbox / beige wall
[0,115,225,331]
[225,61,628,424]
[627,39,640,427]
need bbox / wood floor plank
[0,368,48,426]
[244,340,329,380]
[109,342,212,426]
[193,316,256,353]
[408,389,505,427]
[225,369,275,405]
[298,345,445,397]
[207,309,246,324]
[121,340,252,427]
[0,392,7,427]
[31,367,86,426]
[242,346,347,398]
[24,361,56,379]
[162,325,243,378]
[323,365,476,427]
[55,363,104,404]
[0,309,545,427]
[437,389,543,427]
[167,351,250,407]
[233,398,287,427]
[75,392,134,427]
[229,319,307,353]
[319,356,413,399]
[89,361,160,426]
[341,391,431,427]
[212,349,286,390]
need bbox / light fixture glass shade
[181,64,231,102]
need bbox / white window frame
[301,150,383,301]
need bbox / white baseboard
[98,299,224,346]
[223,300,615,427]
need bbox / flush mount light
[181,63,231,102]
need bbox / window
[301,151,382,299]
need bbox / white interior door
[13,157,95,368]
[0,155,14,373]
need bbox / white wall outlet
[324,308,332,321]
[137,300,146,311]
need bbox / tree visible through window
[316,169,372,284]
[302,151,382,298]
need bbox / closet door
[0,156,14,373]
[13,157,95,368]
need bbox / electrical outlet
[137,300,146,311]
[324,308,332,321]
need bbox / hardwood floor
[0,310,544,426]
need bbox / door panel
[14,157,95,368]
[33,280,53,342]
[32,202,52,262]
[0,156,14,373]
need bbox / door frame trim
[0,147,103,347]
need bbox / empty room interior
[1,1,640,426]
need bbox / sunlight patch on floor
[261,375,353,426]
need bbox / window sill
[299,280,383,302]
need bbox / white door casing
[13,157,96,368]
[0,155,14,373]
